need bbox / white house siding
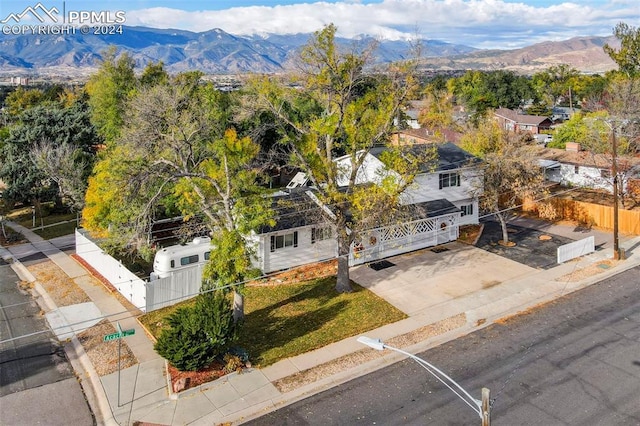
[334,152,400,187]
[558,164,611,192]
[452,198,479,225]
[400,169,481,224]
[260,225,337,273]
[349,212,461,266]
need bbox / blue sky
[1,0,637,49]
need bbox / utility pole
[610,124,624,260]
[481,388,491,426]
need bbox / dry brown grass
[555,259,621,282]
[76,320,138,376]
[274,313,466,393]
[28,261,91,306]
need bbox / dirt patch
[458,224,483,245]
[555,259,622,282]
[481,280,501,289]
[274,313,466,393]
[76,320,138,376]
[28,261,91,306]
[495,300,554,325]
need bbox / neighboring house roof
[395,128,463,145]
[494,108,551,126]
[533,146,640,170]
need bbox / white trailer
[150,236,212,280]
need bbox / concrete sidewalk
[2,219,639,426]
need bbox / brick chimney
[565,142,581,152]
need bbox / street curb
[231,253,640,425]
[8,258,116,426]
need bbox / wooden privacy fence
[523,198,640,235]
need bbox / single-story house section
[535,146,640,193]
[494,107,553,134]
[250,189,336,274]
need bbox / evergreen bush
[154,290,239,371]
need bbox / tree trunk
[233,290,244,323]
[497,212,510,244]
[335,234,353,293]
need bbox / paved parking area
[476,221,576,269]
[350,218,614,316]
[350,241,534,316]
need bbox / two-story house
[251,142,482,271]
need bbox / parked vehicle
[533,134,553,146]
[150,236,212,280]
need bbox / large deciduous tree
[246,24,426,293]
[532,64,580,108]
[449,70,534,124]
[85,46,136,144]
[83,76,272,320]
[465,122,545,244]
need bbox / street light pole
[357,336,490,425]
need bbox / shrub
[154,290,239,371]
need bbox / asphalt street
[245,266,640,425]
[0,258,94,426]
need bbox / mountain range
[0,26,619,78]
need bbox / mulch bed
[250,259,338,286]
[167,360,230,392]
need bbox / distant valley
[0,26,619,79]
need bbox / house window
[204,251,210,260]
[600,169,611,179]
[180,254,199,266]
[461,204,473,217]
[311,227,331,243]
[170,260,175,268]
[574,165,580,174]
[439,172,460,189]
[270,231,298,252]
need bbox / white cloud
[124,0,638,49]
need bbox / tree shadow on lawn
[241,278,370,366]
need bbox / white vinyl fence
[75,229,147,311]
[145,266,204,312]
[557,236,595,264]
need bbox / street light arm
[357,336,482,418]
[384,345,482,417]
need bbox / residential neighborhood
[1,4,639,426]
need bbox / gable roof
[370,142,480,173]
[494,108,552,126]
[258,190,329,234]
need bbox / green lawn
[7,205,78,239]
[139,277,407,367]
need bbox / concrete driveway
[350,241,535,316]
